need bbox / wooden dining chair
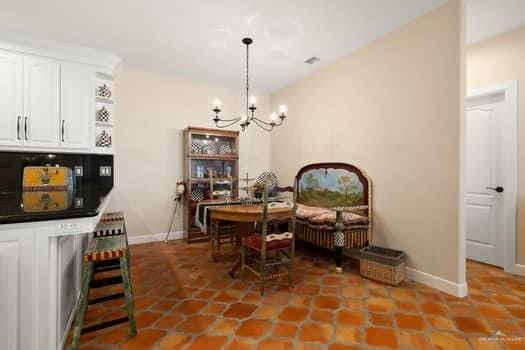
[240,181,297,295]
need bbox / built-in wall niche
[95,74,115,103]
[95,126,113,152]
[94,72,115,153]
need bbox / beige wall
[467,26,525,265]
[107,67,271,237]
[270,0,464,283]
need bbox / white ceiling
[467,0,525,44]
[0,0,446,93]
[0,1,523,93]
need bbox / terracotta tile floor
[71,241,525,349]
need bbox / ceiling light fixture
[212,37,287,132]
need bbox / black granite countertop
[0,186,112,224]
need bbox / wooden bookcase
[183,126,240,243]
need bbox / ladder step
[88,292,125,305]
[90,275,122,288]
[81,316,129,334]
[94,265,121,274]
[95,259,121,268]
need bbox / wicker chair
[240,182,296,295]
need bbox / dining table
[209,203,292,278]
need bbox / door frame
[466,80,518,273]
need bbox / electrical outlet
[74,166,83,176]
[99,166,112,177]
[75,198,84,208]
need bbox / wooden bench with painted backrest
[293,162,372,272]
[69,212,137,350]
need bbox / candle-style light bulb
[213,98,221,108]
[279,105,287,114]
[241,115,248,122]
[269,113,277,121]
[249,95,257,105]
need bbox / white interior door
[466,93,506,267]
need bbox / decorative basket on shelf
[96,84,112,99]
[191,141,202,154]
[218,144,232,154]
[202,143,216,154]
[96,106,110,123]
[358,245,406,286]
[191,189,204,202]
[96,130,112,148]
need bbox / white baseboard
[514,264,525,277]
[128,231,184,245]
[406,267,468,298]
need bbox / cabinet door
[61,63,93,149]
[24,57,60,147]
[0,52,23,146]
[0,228,34,350]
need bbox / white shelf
[95,96,114,104]
[95,122,115,127]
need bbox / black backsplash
[0,151,113,191]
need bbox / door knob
[486,186,504,193]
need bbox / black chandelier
[212,37,287,132]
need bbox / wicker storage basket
[359,246,406,286]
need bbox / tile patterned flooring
[72,241,525,349]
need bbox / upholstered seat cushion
[244,233,292,251]
[296,204,326,220]
[309,211,369,226]
[296,204,369,226]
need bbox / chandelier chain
[246,41,249,120]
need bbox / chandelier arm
[214,116,242,123]
[252,118,274,132]
[250,117,275,127]
[214,118,242,128]
[272,118,285,127]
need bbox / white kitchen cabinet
[0,38,119,153]
[61,63,93,149]
[0,52,23,146]
[0,228,34,350]
[0,189,111,350]
[23,57,61,148]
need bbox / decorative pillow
[266,232,293,242]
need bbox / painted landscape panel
[299,168,364,208]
